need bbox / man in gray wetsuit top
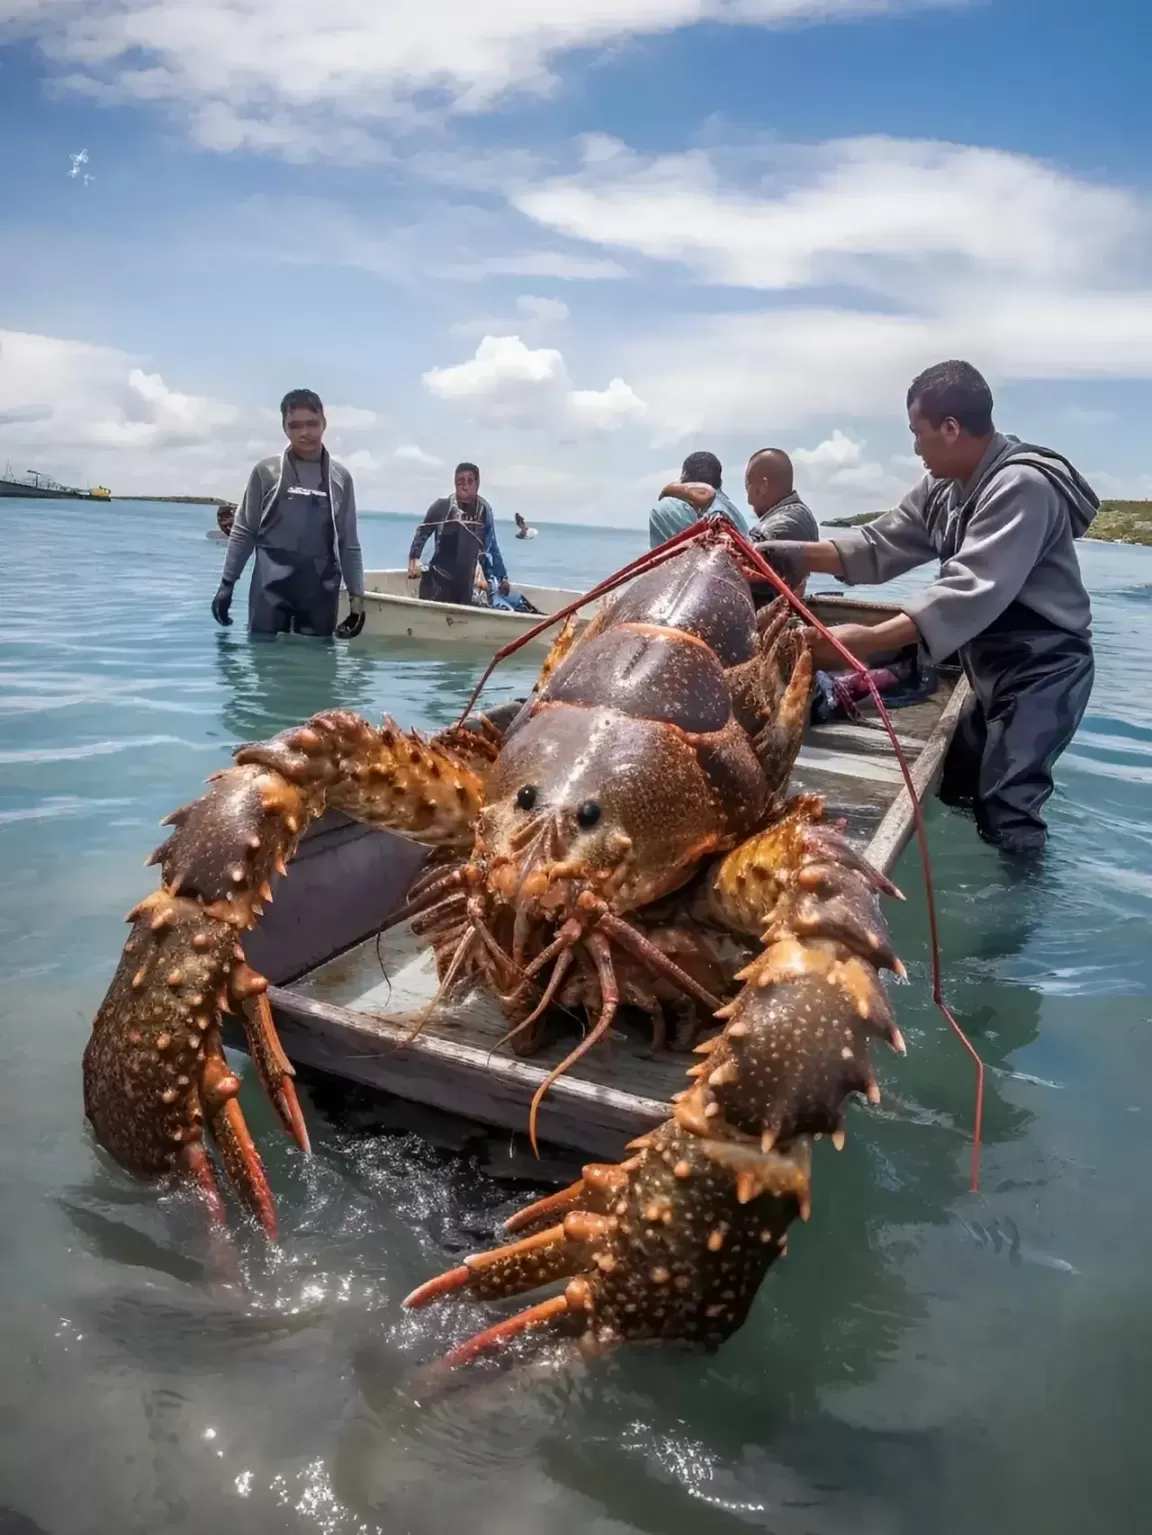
[212,388,365,640]
[756,360,1097,857]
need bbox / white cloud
[441,251,628,282]
[0,331,240,480]
[4,0,926,157]
[422,333,646,436]
[566,377,648,433]
[506,135,1152,438]
[1086,470,1152,502]
[791,428,864,473]
[451,293,571,342]
[341,449,382,475]
[787,429,912,508]
[425,335,566,416]
[0,329,426,507]
[393,443,444,468]
[516,295,569,323]
[518,134,1144,295]
[325,404,381,430]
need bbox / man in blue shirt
[649,451,750,548]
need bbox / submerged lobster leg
[404,798,905,1364]
[83,711,486,1231]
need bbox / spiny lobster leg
[689,796,907,1149]
[404,798,903,1367]
[83,711,486,1233]
[405,1124,810,1365]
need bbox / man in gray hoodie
[212,388,366,640]
[756,360,1097,856]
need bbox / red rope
[454,517,984,1191]
[721,524,984,1191]
[454,517,714,729]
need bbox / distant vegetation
[1088,500,1152,545]
[824,500,1152,546]
[114,495,229,505]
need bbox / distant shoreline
[825,499,1152,546]
[114,495,228,505]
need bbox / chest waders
[933,483,1094,855]
[249,458,341,637]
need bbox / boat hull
[341,569,601,650]
[0,480,91,499]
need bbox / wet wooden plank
[268,922,676,1159]
[867,672,970,876]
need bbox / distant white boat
[339,568,599,650]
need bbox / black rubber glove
[335,595,365,639]
[211,581,234,626]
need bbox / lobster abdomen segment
[541,625,733,735]
[593,543,758,666]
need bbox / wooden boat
[344,569,600,650]
[233,592,969,1174]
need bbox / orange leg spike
[503,1177,587,1235]
[439,1296,575,1371]
[239,993,311,1154]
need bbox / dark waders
[249,461,341,638]
[418,516,484,606]
[938,601,1094,854]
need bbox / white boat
[343,568,601,650]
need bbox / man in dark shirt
[211,388,365,639]
[744,448,820,600]
[407,462,509,605]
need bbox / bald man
[744,449,819,599]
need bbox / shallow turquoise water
[1,498,1150,1534]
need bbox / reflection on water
[1,501,1151,1534]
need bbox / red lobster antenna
[454,518,984,1192]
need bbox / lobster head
[478,702,730,919]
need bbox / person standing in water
[212,389,365,639]
[407,462,509,605]
[757,360,1097,857]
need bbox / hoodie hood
[988,435,1099,537]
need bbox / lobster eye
[576,799,602,830]
[516,784,537,811]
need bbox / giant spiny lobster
[83,521,923,1368]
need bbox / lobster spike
[437,1296,576,1371]
[405,1222,584,1308]
[238,994,311,1154]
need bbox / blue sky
[1,0,1150,523]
